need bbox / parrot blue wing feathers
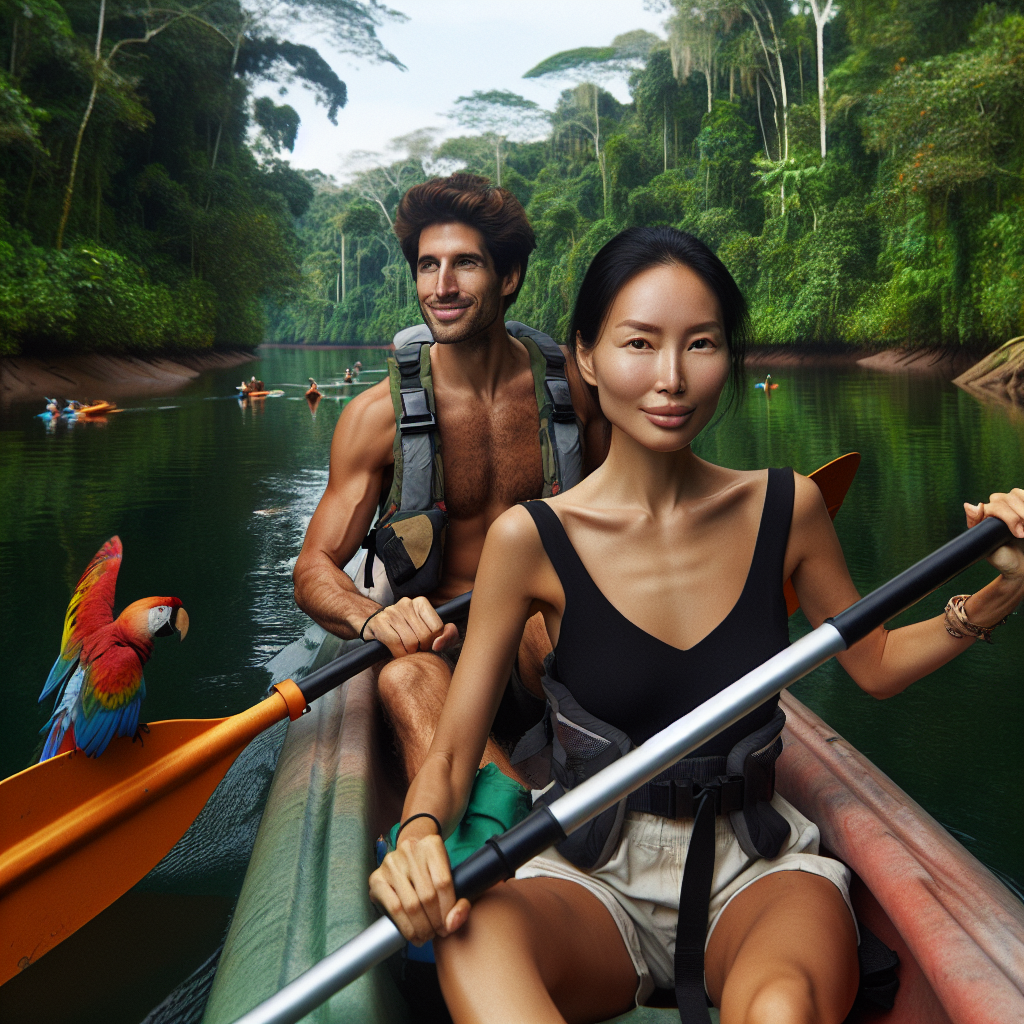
[39,652,79,703]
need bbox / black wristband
[396,812,443,843]
[359,608,384,641]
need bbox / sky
[256,0,668,179]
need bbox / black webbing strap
[674,788,718,1024]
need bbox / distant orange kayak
[77,401,116,417]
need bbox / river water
[0,346,1021,1022]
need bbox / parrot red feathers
[38,537,189,761]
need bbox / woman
[369,228,1024,1024]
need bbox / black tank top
[522,468,794,757]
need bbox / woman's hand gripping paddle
[0,591,471,985]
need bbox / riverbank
[743,345,982,378]
[0,351,257,404]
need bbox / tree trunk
[811,0,833,160]
[663,98,668,173]
[211,27,244,172]
[341,232,346,301]
[765,8,789,161]
[57,78,99,249]
[56,0,106,249]
[495,136,502,186]
[756,76,771,160]
[592,85,607,217]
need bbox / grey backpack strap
[506,321,582,494]
[393,340,437,512]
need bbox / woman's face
[576,262,731,453]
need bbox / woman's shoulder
[487,501,550,549]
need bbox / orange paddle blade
[0,693,289,984]
[784,453,861,616]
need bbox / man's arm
[293,381,395,639]
[294,380,459,657]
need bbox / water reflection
[0,348,1021,1022]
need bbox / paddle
[230,515,1014,1024]
[0,591,471,985]
[0,456,858,982]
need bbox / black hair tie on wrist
[359,608,385,641]
[395,812,443,842]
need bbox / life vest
[360,321,583,603]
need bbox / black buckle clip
[399,388,436,434]
[545,378,576,424]
[650,775,745,819]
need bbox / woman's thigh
[435,876,638,1024]
[705,870,859,1024]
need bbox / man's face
[415,222,519,344]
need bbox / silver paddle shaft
[232,622,845,1024]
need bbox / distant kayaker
[371,226,1024,1024]
[294,172,608,786]
[353,360,363,377]
[344,367,354,383]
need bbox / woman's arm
[789,478,1024,700]
[368,505,555,943]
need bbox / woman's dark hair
[568,226,749,405]
[395,173,536,310]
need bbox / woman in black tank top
[371,228,1024,1024]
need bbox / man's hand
[364,596,460,658]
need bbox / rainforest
[3,0,1024,356]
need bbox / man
[294,173,606,782]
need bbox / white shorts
[515,792,855,1004]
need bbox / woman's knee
[734,971,816,1024]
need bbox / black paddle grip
[452,807,566,903]
[296,591,473,704]
[829,517,1014,647]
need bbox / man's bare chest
[436,386,544,519]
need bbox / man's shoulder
[331,377,397,464]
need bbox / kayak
[76,401,116,417]
[201,655,1024,1024]
[238,390,285,400]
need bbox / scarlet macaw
[38,537,189,761]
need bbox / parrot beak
[174,606,189,641]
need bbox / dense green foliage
[0,0,400,355]
[274,1,1024,349]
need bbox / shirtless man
[294,173,606,781]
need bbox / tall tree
[448,89,547,186]
[524,32,656,215]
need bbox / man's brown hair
[394,173,536,308]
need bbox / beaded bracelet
[395,812,443,843]
[943,594,1008,644]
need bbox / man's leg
[376,652,522,782]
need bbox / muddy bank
[954,336,1024,411]
[744,346,980,378]
[0,350,256,403]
